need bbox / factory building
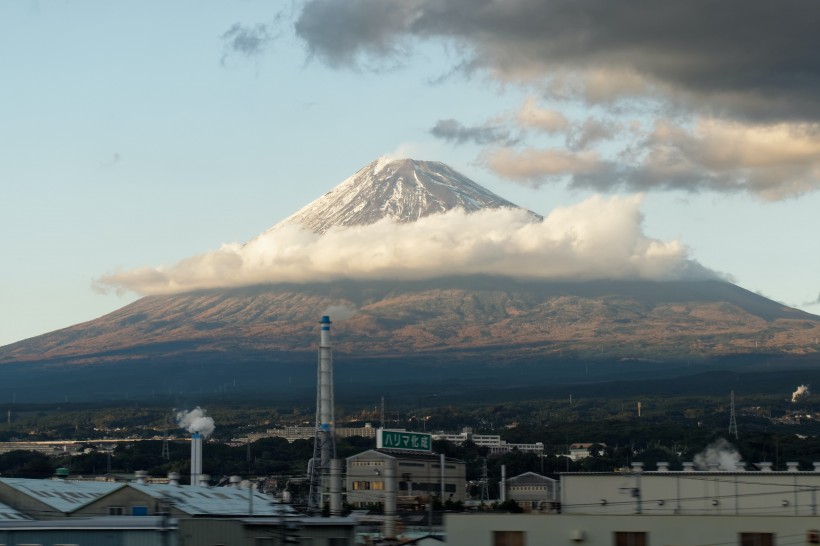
[0,476,356,546]
[0,517,179,546]
[503,472,559,512]
[446,461,820,546]
[346,449,467,509]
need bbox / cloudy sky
[2,0,819,346]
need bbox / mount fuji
[1,158,818,402]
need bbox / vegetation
[2,385,820,495]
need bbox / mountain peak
[273,157,523,234]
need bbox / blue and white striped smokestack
[190,431,202,486]
[319,316,333,437]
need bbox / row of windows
[492,531,776,546]
[351,481,385,490]
[107,505,148,516]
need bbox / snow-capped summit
[272,158,523,234]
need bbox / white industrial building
[447,461,820,546]
[503,472,559,513]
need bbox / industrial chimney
[308,316,338,514]
[191,431,203,486]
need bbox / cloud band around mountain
[95,195,718,296]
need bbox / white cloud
[516,97,570,133]
[482,147,605,183]
[96,196,716,296]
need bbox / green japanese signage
[377,429,432,452]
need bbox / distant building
[237,423,377,444]
[432,428,544,456]
[567,442,606,461]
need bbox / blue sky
[2,0,819,347]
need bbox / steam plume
[693,438,741,471]
[792,384,810,403]
[176,407,216,438]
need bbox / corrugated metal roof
[0,516,174,529]
[128,484,297,516]
[0,478,124,513]
[0,500,31,521]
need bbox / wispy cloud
[221,23,274,65]
[430,119,516,146]
[95,196,717,296]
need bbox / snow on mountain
[269,158,527,235]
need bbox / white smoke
[176,407,215,438]
[693,438,742,471]
[96,195,719,296]
[792,384,810,403]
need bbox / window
[615,532,647,546]
[494,531,525,546]
[107,506,124,516]
[131,505,148,516]
[740,534,774,546]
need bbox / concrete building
[346,449,467,509]
[562,461,820,515]
[446,460,820,546]
[447,513,819,546]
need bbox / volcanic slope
[1,158,819,401]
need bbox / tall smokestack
[319,315,334,456]
[191,432,203,486]
[308,315,337,514]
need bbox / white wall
[562,472,820,516]
[447,513,820,546]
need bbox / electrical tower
[480,459,490,504]
[729,390,739,439]
[161,415,170,460]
